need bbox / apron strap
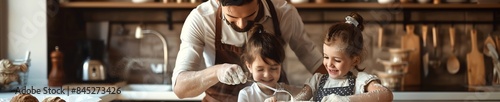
[318,74,329,89]
[265,0,288,84]
[215,7,222,51]
[265,0,282,37]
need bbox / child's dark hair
[242,24,285,66]
[219,0,254,6]
[324,12,365,71]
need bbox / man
[172,0,325,101]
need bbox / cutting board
[401,24,421,86]
[466,29,486,86]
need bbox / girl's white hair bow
[345,16,359,27]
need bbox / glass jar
[0,59,30,92]
[275,83,292,101]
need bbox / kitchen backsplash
[48,8,499,87]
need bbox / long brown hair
[324,12,366,71]
[242,24,285,66]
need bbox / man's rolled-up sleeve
[172,11,206,89]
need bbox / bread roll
[42,97,65,102]
[10,94,39,102]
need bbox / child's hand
[264,96,277,102]
[216,63,247,85]
[321,94,350,102]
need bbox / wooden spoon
[432,26,438,51]
[378,26,384,49]
[447,26,460,74]
[422,24,429,77]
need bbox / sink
[121,84,172,91]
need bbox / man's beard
[226,20,256,32]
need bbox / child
[293,12,393,102]
[237,24,288,102]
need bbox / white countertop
[2,91,500,101]
[108,91,500,101]
[108,91,204,101]
[393,92,500,101]
[0,91,202,102]
[0,92,107,102]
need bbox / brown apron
[203,0,286,101]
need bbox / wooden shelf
[60,2,500,9]
[294,3,500,9]
[60,2,201,9]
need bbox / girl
[237,24,288,102]
[294,12,393,102]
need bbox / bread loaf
[42,97,65,102]
[10,94,39,102]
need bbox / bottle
[315,0,328,3]
[433,0,440,4]
[49,46,65,86]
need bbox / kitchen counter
[1,91,500,101]
[1,84,499,101]
[0,91,203,101]
[109,91,500,101]
[105,91,204,101]
[393,91,500,101]
[0,92,109,101]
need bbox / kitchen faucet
[135,26,169,84]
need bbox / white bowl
[132,0,154,3]
[290,0,309,3]
[417,0,430,3]
[446,0,466,3]
[378,0,395,4]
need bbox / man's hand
[216,64,247,85]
